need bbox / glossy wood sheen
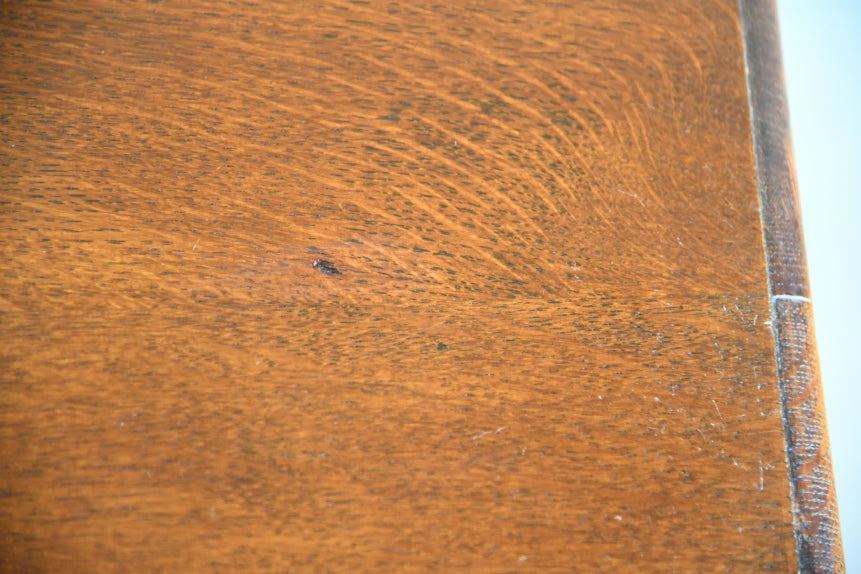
[0,0,821,571]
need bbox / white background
[777,0,860,569]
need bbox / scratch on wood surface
[472,427,506,441]
[712,399,724,422]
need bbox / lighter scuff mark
[473,427,505,441]
[712,399,724,422]
[772,293,811,304]
[616,188,645,207]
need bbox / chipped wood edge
[738,0,845,572]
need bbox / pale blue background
[777,0,860,569]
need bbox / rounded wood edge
[739,1,845,572]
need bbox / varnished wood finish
[741,1,844,571]
[772,298,843,573]
[0,0,839,571]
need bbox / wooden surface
[0,0,842,572]
[740,1,844,571]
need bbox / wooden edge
[738,1,845,572]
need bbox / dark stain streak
[311,258,341,275]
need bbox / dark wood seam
[738,1,845,572]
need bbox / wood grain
[0,0,838,571]
[741,0,845,571]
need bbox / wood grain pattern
[741,0,810,298]
[740,0,845,571]
[0,0,837,571]
[772,298,843,573]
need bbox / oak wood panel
[0,0,837,571]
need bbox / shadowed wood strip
[740,0,845,571]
